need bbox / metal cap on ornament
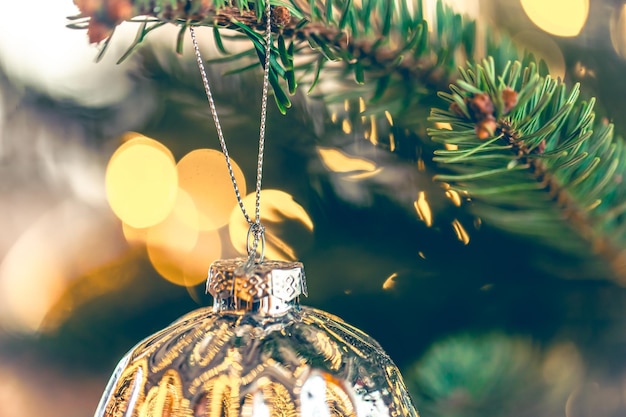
[207,258,308,316]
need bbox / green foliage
[405,334,582,417]
[69,0,626,277]
[429,58,626,268]
[69,0,477,116]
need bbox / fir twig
[429,58,626,278]
[69,0,626,278]
[69,0,476,114]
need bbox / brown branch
[282,23,453,92]
[73,2,454,93]
[496,119,626,277]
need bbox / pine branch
[429,58,626,278]
[69,0,477,113]
[68,0,626,278]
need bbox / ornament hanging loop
[235,222,266,276]
[246,222,266,263]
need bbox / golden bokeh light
[119,131,145,143]
[384,111,394,126]
[146,189,222,286]
[229,190,313,261]
[122,222,148,245]
[521,0,589,37]
[317,147,377,173]
[445,189,462,207]
[342,119,353,134]
[610,4,626,59]
[368,115,379,146]
[359,97,366,113]
[452,219,470,245]
[147,189,199,254]
[184,231,224,283]
[414,191,433,227]
[435,122,459,150]
[513,31,566,80]
[0,201,125,332]
[148,230,222,287]
[177,149,246,231]
[345,167,384,181]
[382,272,399,290]
[106,134,178,228]
[0,229,66,332]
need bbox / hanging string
[189,0,273,269]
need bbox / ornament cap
[207,258,307,316]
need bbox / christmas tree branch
[69,0,626,278]
[429,58,626,277]
[69,0,474,112]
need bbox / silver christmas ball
[94,258,419,416]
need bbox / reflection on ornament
[94,259,419,416]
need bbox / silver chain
[190,1,272,265]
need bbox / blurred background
[1,0,626,416]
